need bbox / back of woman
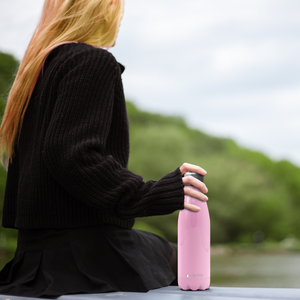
[0,0,208,298]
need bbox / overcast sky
[1,0,300,166]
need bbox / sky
[1,0,300,166]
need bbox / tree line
[0,50,299,252]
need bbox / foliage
[0,51,299,251]
[126,101,300,244]
[0,52,19,115]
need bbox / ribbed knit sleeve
[42,47,184,220]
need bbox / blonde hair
[0,0,124,165]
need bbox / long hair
[0,0,124,166]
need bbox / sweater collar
[118,63,125,74]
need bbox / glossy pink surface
[178,188,210,290]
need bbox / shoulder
[64,43,118,72]
[47,43,121,78]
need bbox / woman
[0,0,208,297]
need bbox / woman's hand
[179,163,208,212]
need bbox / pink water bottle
[178,171,210,290]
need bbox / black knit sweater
[2,43,184,229]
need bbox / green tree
[0,50,299,252]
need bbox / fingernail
[204,196,209,201]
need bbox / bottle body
[178,185,210,290]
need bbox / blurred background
[0,0,300,288]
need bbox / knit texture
[2,43,184,229]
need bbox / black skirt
[0,224,176,298]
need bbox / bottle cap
[184,171,204,183]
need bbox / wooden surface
[1,286,300,300]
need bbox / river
[211,252,300,288]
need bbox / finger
[184,202,200,212]
[184,186,209,201]
[182,176,208,193]
[180,163,207,176]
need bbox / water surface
[211,253,300,288]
